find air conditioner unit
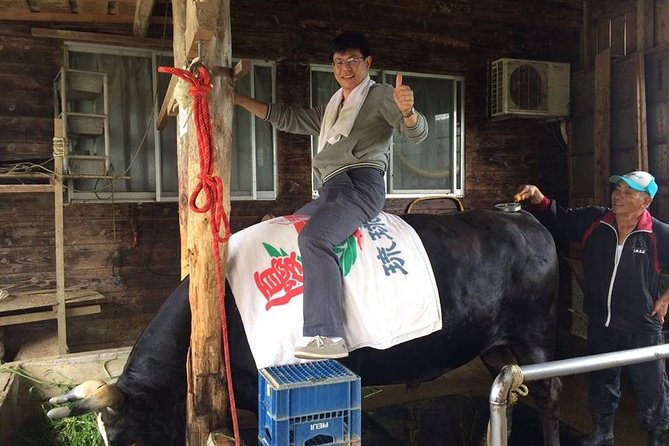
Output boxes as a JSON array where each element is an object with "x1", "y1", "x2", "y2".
[{"x1": 490, "y1": 58, "x2": 570, "y2": 119}]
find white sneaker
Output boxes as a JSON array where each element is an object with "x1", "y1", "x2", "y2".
[{"x1": 294, "y1": 336, "x2": 348, "y2": 359}]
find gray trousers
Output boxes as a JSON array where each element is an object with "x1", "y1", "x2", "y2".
[{"x1": 295, "y1": 167, "x2": 386, "y2": 338}]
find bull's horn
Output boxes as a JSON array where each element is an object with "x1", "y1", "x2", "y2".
[
  {"x1": 49, "y1": 380, "x2": 107, "y2": 404},
  {"x1": 46, "y1": 406, "x2": 72, "y2": 419}
]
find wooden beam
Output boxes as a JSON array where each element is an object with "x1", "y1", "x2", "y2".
[
  {"x1": 133, "y1": 0, "x2": 156, "y2": 37},
  {"x1": 233, "y1": 59, "x2": 252, "y2": 82},
  {"x1": 0, "y1": 184, "x2": 54, "y2": 193},
  {"x1": 171, "y1": 0, "x2": 187, "y2": 69},
  {"x1": 156, "y1": 0, "x2": 188, "y2": 132},
  {"x1": 0, "y1": 289, "x2": 104, "y2": 313},
  {"x1": 594, "y1": 48, "x2": 611, "y2": 206},
  {"x1": 637, "y1": 0, "x2": 646, "y2": 52},
  {"x1": 53, "y1": 152, "x2": 68, "y2": 354},
  {"x1": 3, "y1": 0, "x2": 31, "y2": 12},
  {"x1": 582, "y1": 0, "x2": 590, "y2": 69},
  {"x1": 156, "y1": 76, "x2": 178, "y2": 130},
  {"x1": 172, "y1": 0, "x2": 189, "y2": 279},
  {"x1": 156, "y1": 2, "x2": 228, "y2": 131},
  {"x1": 637, "y1": 0, "x2": 655, "y2": 50},
  {"x1": 31, "y1": 28, "x2": 171, "y2": 50},
  {"x1": 634, "y1": 52, "x2": 648, "y2": 170},
  {"x1": 75, "y1": 0, "x2": 107, "y2": 15},
  {"x1": 34, "y1": 0, "x2": 72, "y2": 14},
  {"x1": 0, "y1": 172, "x2": 52, "y2": 180},
  {"x1": 0, "y1": 305, "x2": 101, "y2": 327},
  {"x1": 3, "y1": 11, "x2": 133, "y2": 22},
  {"x1": 184, "y1": 0, "x2": 219, "y2": 59}
]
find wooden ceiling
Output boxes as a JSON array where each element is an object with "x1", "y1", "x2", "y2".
[{"x1": 0, "y1": 0, "x2": 172, "y2": 37}]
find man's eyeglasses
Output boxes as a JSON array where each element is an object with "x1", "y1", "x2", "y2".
[{"x1": 332, "y1": 56, "x2": 365, "y2": 68}]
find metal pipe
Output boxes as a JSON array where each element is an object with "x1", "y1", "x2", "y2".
[
  {"x1": 489, "y1": 364, "x2": 524, "y2": 446},
  {"x1": 488, "y1": 342, "x2": 669, "y2": 446},
  {"x1": 521, "y1": 343, "x2": 669, "y2": 382}
]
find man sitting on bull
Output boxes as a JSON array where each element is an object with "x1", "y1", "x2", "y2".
[{"x1": 234, "y1": 31, "x2": 428, "y2": 359}]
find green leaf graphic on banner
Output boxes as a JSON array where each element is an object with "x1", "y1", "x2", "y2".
[
  {"x1": 334, "y1": 235, "x2": 357, "y2": 277},
  {"x1": 262, "y1": 242, "x2": 283, "y2": 258}
]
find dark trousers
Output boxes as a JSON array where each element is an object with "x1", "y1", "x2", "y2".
[
  {"x1": 587, "y1": 323, "x2": 669, "y2": 431},
  {"x1": 295, "y1": 167, "x2": 386, "y2": 338}
]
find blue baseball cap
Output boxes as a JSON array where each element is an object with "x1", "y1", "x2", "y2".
[{"x1": 609, "y1": 171, "x2": 658, "y2": 198}]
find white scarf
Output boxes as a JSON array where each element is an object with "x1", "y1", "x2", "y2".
[{"x1": 318, "y1": 76, "x2": 375, "y2": 153}]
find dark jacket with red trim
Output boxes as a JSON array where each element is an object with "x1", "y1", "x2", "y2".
[{"x1": 532, "y1": 198, "x2": 669, "y2": 333}]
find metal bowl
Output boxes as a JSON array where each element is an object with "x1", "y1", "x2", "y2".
[{"x1": 495, "y1": 202, "x2": 521, "y2": 212}]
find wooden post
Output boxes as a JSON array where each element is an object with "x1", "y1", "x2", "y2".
[
  {"x1": 634, "y1": 52, "x2": 649, "y2": 171},
  {"x1": 53, "y1": 124, "x2": 68, "y2": 355},
  {"x1": 634, "y1": 0, "x2": 649, "y2": 171},
  {"x1": 170, "y1": 1, "x2": 234, "y2": 444},
  {"x1": 172, "y1": 0, "x2": 190, "y2": 279},
  {"x1": 637, "y1": 0, "x2": 655, "y2": 52},
  {"x1": 581, "y1": 0, "x2": 590, "y2": 69},
  {"x1": 594, "y1": 48, "x2": 611, "y2": 206}
]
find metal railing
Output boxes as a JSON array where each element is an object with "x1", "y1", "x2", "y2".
[{"x1": 489, "y1": 343, "x2": 669, "y2": 446}]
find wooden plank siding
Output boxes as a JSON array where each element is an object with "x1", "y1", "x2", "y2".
[
  {"x1": 0, "y1": 1, "x2": 584, "y2": 356},
  {"x1": 647, "y1": 50, "x2": 669, "y2": 221},
  {"x1": 573, "y1": 0, "x2": 668, "y2": 217}
]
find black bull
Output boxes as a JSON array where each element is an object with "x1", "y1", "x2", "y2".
[{"x1": 48, "y1": 210, "x2": 561, "y2": 446}]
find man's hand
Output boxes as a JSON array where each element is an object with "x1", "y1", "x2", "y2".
[
  {"x1": 393, "y1": 74, "x2": 414, "y2": 117},
  {"x1": 652, "y1": 290, "x2": 669, "y2": 325},
  {"x1": 514, "y1": 185, "x2": 545, "y2": 205}
]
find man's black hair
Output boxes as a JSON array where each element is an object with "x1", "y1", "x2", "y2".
[{"x1": 327, "y1": 32, "x2": 370, "y2": 61}]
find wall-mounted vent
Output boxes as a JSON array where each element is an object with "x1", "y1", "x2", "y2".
[{"x1": 490, "y1": 58, "x2": 570, "y2": 119}]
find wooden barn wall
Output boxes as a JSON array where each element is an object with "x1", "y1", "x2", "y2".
[
  {"x1": 571, "y1": 0, "x2": 669, "y2": 217},
  {"x1": 229, "y1": 0, "x2": 582, "y2": 226},
  {"x1": 647, "y1": 50, "x2": 669, "y2": 222},
  {"x1": 0, "y1": 0, "x2": 581, "y2": 356}
]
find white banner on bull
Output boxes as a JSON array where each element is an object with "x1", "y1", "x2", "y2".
[{"x1": 226, "y1": 212, "x2": 442, "y2": 369}]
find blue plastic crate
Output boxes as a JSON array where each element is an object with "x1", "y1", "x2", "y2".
[{"x1": 258, "y1": 360, "x2": 361, "y2": 446}]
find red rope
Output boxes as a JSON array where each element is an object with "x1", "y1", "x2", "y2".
[{"x1": 158, "y1": 65, "x2": 239, "y2": 445}]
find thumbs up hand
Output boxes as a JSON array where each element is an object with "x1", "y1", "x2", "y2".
[{"x1": 393, "y1": 74, "x2": 414, "y2": 117}]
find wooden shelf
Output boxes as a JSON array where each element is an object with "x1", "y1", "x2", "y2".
[
  {"x1": 0, "y1": 172, "x2": 55, "y2": 193},
  {"x1": 0, "y1": 289, "x2": 105, "y2": 327},
  {"x1": 63, "y1": 174, "x2": 131, "y2": 180},
  {"x1": 0, "y1": 306, "x2": 101, "y2": 327},
  {"x1": 0, "y1": 184, "x2": 55, "y2": 194},
  {"x1": 0, "y1": 172, "x2": 53, "y2": 180}
]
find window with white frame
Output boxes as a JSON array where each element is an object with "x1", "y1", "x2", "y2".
[
  {"x1": 64, "y1": 43, "x2": 176, "y2": 202},
  {"x1": 231, "y1": 61, "x2": 277, "y2": 200},
  {"x1": 64, "y1": 42, "x2": 276, "y2": 202},
  {"x1": 311, "y1": 67, "x2": 464, "y2": 196}
]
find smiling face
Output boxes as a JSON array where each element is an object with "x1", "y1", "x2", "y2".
[
  {"x1": 332, "y1": 50, "x2": 371, "y2": 98},
  {"x1": 611, "y1": 181, "x2": 652, "y2": 217}
]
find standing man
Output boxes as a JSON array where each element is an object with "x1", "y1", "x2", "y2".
[
  {"x1": 514, "y1": 171, "x2": 669, "y2": 446},
  {"x1": 234, "y1": 32, "x2": 428, "y2": 359}
]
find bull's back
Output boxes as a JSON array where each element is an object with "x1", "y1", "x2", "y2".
[
  {"x1": 401, "y1": 210, "x2": 557, "y2": 314},
  {"x1": 346, "y1": 210, "x2": 558, "y2": 384}
]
